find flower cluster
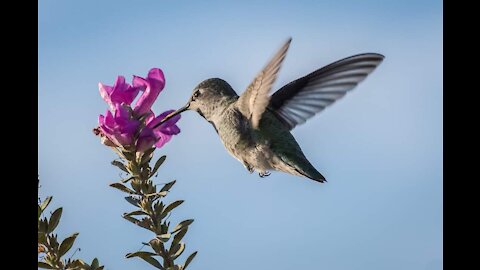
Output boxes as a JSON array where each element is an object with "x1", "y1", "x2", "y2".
[{"x1": 95, "y1": 68, "x2": 180, "y2": 152}]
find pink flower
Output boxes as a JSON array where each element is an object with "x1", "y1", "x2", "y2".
[
  {"x1": 136, "y1": 110, "x2": 181, "y2": 152},
  {"x1": 133, "y1": 68, "x2": 166, "y2": 116},
  {"x1": 96, "y1": 68, "x2": 180, "y2": 152},
  {"x1": 99, "y1": 76, "x2": 141, "y2": 111},
  {"x1": 98, "y1": 104, "x2": 140, "y2": 148}
]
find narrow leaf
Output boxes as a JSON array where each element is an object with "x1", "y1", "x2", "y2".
[
  {"x1": 149, "y1": 238, "x2": 165, "y2": 255},
  {"x1": 110, "y1": 183, "x2": 136, "y2": 194},
  {"x1": 58, "y1": 232, "x2": 79, "y2": 257},
  {"x1": 156, "y1": 233, "x2": 171, "y2": 243},
  {"x1": 126, "y1": 251, "x2": 163, "y2": 269},
  {"x1": 172, "y1": 228, "x2": 188, "y2": 247},
  {"x1": 159, "y1": 180, "x2": 176, "y2": 193},
  {"x1": 123, "y1": 215, "x2": 140, "y2": 225},
  {"x1": 125, "y1": 251, "x2": 157, "y2": 258},
  {"x1": 90, "y1": 258, "x2": 99, "y2": 269},
  {"x1": 38, "y1": 262, "x2": 54, "y2": 269},
  {"x1": 124, "y1": 210, "x2": 148, "y2": 217},
  {"x1": 150, "y1": 155, "x2": 166, "y2": 177},
  {"x1": 146, "y1": 191, "x2": 168, "y2": 198},
  {"x1": 69, "y1": 259, "x2": 88, "y2": 268},
  {"x1": 162, "y1": 200, "x2": 184, "y2": 217},
  {"x1": 125, "y1": 196, "x2": 140, "y2": 207},
  {"x1": 47, "y1": 208, "x2": 63, "y2": 233},
  {"x1": 183, "y1": 251, "x2": 198, "y2": 269},
  {"x1": 171, "y1": 219, "x2": 194, "y2": 234},
  {"x1": 111, "y1": 160, "x2": 129, "y2": 173},
  {"x1": 140, "y1": 148, "x2": 155, "y2": 164},
  {"x1": 40, "y1": 196, "x2": 52, "y2": 211},
  {"x1": 170, "y1": 242, "x2": 185, "y2": 260}
]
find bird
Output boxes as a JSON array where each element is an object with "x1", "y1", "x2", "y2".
[{"x1": 156, "y1": 38, "x2": 384, "y2": 183}]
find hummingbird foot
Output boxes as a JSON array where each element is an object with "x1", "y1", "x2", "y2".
[{"x1": 259, "y1": 171, "x2": 271, "y2": 178}]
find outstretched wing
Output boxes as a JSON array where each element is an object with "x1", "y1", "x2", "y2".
[
  {"x1": 237, "y1": 38, "x2": 292, "y2": 128},
  {"x1": 269, "y1": 53, "x2": 385, "y2": 130}
]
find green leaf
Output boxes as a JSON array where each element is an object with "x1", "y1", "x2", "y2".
[
  {"x1": 140, "y1": 148, "x2": 155, "y2": 164},
  {"x1": 166, "y1": 266, "x2": 181, "y2": 270},
  {"x1": 162, "y1": 200, "x2": 184, "y2": 218},
  {"x1": 47, "y1": 208, "x2": 63, "y2": 233},
  {"x1": 170, "y1": 242, "x2": 185, "y2": 260},
  {"x1": 149, "y1": 238, "x2": 164, "y2": 255},
  {"x1": 38, "y1": 232, "x2": 46, "y2": 244},
  {"x1": 58, "y1": 232, "x2": 79, "y2": 257},
  {"x1": 125, "y1": 196, "x2": 140, "y2": 207},
  {"x1": 38, "y1": 262, "x2": 54, "y2": 269},
  {"x1": 39, "y1": 217, "x2": 48, "y2": 233},
  {"x1": 38, "y1": 205, "x2": 42, "y2": 219},
  {"x1": 110, "y1": 183, "x2": 136, "y2": 194},
  {"x1": 124, "y1": 210, "x2": 148, "y2": 217},
  {"x1": 183, "y1": 251, "x2": 197, "y2": 269},
  {"x1": 90, "y1": 258, "x2": 99, "y2": 269},
  {"x1": 159, "y1": 180, "x2": 176, "y2": 193},
  {"x1": 126, "y1": 251, "x2": 163, "y2": 269},
  {"x1": 111, "y1": 160, "x2": 129, "y2": 173},
  {"x1": 156, "y1": 233, "x2": 171, "y2": 243},
  {"x1": 150, "y1": 155, "x2": 166, "y2": 177},
  {"x1": 126, "y1": 251, "x2": 157, "y2": 258},
  {"x1": 69, "y1": 259, "x2": 88, "y2": 268},
  {"x1": 146, "y1": 191, "x2": 168, "y2": 198},
  {"x1": 123, "y1": 215, "x2": 140, "y2": 225},
  {"x1": 154, "y1": 201, "x2": 164, "y2": 216},
  {"x1": 171, "y1": 219, "x2": 194, "y2": 234},
  {"x1": 40, "y1": 196, "x2": 52, "y2": 211},
  {"x1": 172, "y1": 228, "x2": 188, "y2": 247}
]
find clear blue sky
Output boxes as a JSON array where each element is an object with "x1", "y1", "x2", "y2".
[{"x1": 39, "y1": 1, "x2": 442, "y2": 269}]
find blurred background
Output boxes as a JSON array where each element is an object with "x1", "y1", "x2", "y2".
[{"x1": 38, "y1": 1, "x2": 442, "y2": 269}]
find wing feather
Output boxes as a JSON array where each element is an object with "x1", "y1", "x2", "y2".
[
  {"x1": 237, "y1": 38, "x2": 292, "y2": 128},
  {"x1": 269, "y1": 53, "x2": 384, "y2": 130}
]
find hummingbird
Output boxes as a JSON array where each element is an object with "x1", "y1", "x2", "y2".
[{"x1": 157, "y1": 38, "x2": 384, "y2": 183}]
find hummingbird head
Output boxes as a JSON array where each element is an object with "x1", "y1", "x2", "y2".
[{"x1": 158, "y1": 78, "x2": 238, "y2": 125}]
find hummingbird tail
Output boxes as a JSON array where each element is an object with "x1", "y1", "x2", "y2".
[
  {"x1": 294, "y1": 167, "x2": 326, "y2": 183},
  {"x1": 276, "y1": 153, "x2": 326, "y2": 183}
]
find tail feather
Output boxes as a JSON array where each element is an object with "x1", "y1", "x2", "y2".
[
  {"x1": 294, "y1": 167, "x2": 326, "y2": 183},
  {"x1": 276, "y1": 154, "x2": 326, "y2": 183}
]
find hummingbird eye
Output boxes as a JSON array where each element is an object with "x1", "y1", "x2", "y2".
[{"x1": 192, "y1": 90, "x2": 201, "y2": 99}]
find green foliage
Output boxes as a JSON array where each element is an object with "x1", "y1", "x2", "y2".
[
  {"x1": 110, "y1": 152, "x2": 197, "y2": 269},
  {"x1": 38, "y1": 185, "x2": 104, "y2": 270}
]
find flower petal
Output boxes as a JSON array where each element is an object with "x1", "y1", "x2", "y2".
[
  {"x1": 99, "y1": 83, "x2": 114, "y2": 110},
  {"x1": 147, "y1": 68, "x2": 165, "y2": 84},
  {"x1": 132, "y1": 75, "x2": 148, "y2": 89},
  {"x1": 144, "y1": 110, "x2": 155, "y2": 125},
  {"x1": 133, "y1": 68, "x2": 166, "y2": 115},
  {"x1": 136, "y1": 127, "x2": 157, "y2": 152},
  {"x1": 161, "y1": 124, "x2": 181, "y2": 135},
  {"x1": 154, "y1": 132, "x2": 173, "y2": 148},
  {"x1": 104, "y1": 110, "x2": 115, "y2": 128}
]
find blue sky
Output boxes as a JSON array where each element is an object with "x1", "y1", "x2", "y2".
[{"x1": 39, "y1": 1, "x2": 442, "y2": 269}]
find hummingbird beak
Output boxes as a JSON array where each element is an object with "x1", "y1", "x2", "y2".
[{"x1": 151, "y1": 103, "x2": 190, "y2": 129}]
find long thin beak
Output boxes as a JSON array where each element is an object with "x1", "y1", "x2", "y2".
[{"x1": 151, "y1": 103, "x2": 190, "y2": 129}]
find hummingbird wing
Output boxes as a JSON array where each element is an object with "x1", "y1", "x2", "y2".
[
  {"x1": 268, "y1": 53, "x2": 385, "y2": 130},
  {"x1": 237, "y1": 38, "x2": 292, "y2": 129}
]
